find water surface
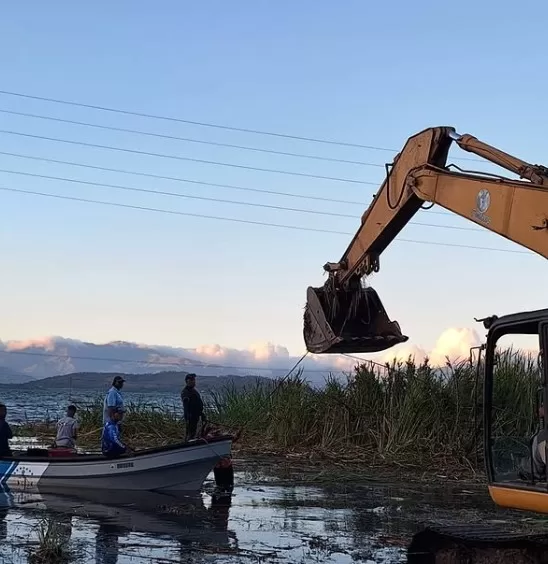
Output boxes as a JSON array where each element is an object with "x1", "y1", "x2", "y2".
[
  {"x1": 0, "y1": 390, "x2": 544, "y2": 563},
  {"x1": 0, "y1": 461, "x2": 542, "y2": 564}
]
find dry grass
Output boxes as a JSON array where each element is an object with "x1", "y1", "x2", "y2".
[{"x1": 20, "y1": 399, "x2": 185, "y2": 451}]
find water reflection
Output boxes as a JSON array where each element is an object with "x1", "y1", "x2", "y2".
[
  {"x1": 0, "y1": 472, "x2": 516, "y2": 564},
  {"x1": 95, "y1": 523, "x2": 123, "y2": 564},
  {"x1": 0, "y1": 485, "x2": 235, "y2": 563}
]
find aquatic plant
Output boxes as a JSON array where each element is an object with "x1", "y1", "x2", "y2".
[
  {"x1": 28, "y1": 515, "x2": 72, "y2": 564},
  {"x1": 209, "y1": 348, "x2": 540, "y2": 472},
  {"x1": 17, "y1": 348, "x2": 540, "y2": 474}
]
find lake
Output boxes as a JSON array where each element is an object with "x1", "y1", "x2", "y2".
[
  {"x1": 0, "y1": 461, "x2": 540, "y2": 564},
  {"x1": 0, "y1": 389, "x2": 541, "y2": 563},
  {"x1": 0, "y1": 387, "x2": 183, "y2": 423}
]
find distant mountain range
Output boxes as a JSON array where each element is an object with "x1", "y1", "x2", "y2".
[
  {"x1": 0, "y1": 366, "x2": 33, "y2": 384},
  {"x1": 2, "y1": 370, "x2": 272, "y2": 393}
]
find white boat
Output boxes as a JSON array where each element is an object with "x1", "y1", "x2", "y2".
[{"x1": 0, "y1": 435, "x2": 233, "y2": 492}]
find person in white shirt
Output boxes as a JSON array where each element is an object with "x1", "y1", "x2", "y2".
[{"x1": 54, "y1": 405, "x2": 79, "y2": 450}]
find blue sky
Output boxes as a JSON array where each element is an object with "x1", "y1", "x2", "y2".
[{"x1": 0, "y1": 0, "x2": 546, "y2": 360}]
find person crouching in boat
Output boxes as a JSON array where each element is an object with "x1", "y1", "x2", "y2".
[
  {"x1": 101, "y1": 409, "x2": 132, "y2": 458},
  {"x1": 0, "y1": 404, "x2": 13, "y2": 458},
  {"x1": 54, "y1": 405, "x2": 79, "y2": 452}
]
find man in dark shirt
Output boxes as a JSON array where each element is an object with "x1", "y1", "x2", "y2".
[
  {"x1": 181, "y1": 373, "x2": 207, "y2": 440},
  {"x1": 0, "y1": 404, "x2": 13, "y2": 458}
]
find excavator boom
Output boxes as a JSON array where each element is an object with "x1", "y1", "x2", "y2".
[{"x1": 304, "y1": 126, "x2": 548, "y2": 355}]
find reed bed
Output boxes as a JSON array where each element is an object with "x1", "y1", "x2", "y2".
[
  {"x1": 209, "y1": 348, "x2": 540, "y2": 472},
  {"x1": 18, "y1": 348, "x2": 540, "y2": 473}
]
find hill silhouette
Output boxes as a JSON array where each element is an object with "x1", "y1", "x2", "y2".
[{"x1": 5, "y1": 370, "x2": 273, "y2": 393}]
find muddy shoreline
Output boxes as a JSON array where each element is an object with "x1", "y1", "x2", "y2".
[{"x1": 233, "y1": 450, "x2": 485, "y2": 487}]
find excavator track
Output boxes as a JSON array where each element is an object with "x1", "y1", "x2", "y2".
[{"x1": 407, "y1": 524, "x2": 548, "y2": 563}]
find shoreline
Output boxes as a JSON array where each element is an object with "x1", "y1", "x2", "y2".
[
  {"x1": 231, "y1": 448, "x2": 485, "y2": 487},
  {"x1": 15, "y1": 418, "x2": 486, "y2": 487}
]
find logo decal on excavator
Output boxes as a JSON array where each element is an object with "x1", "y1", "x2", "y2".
[{"x1": 472, "y1": 189, "x2": 491, "y2": 224}]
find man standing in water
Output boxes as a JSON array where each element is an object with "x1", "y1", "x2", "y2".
[
  {"x1": 103, "y1": 375, "x2": 125, "y2": 425},
  {"x1": 181, "y1": 373, "x2": 207, "y2": 440}
]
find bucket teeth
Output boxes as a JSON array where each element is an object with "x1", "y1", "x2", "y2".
[{"x1": 303, "y1": 285, "x2": 408, "y2": 354}]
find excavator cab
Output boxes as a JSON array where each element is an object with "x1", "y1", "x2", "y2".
[
  {"x1": 303, "y1": 281, "x2": 409, "y2": 354},
  {"x1": 483, "y1": 308, "x2": 548, "y2": 513}
]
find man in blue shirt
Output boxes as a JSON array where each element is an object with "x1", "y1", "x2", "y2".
[
  {"x1": 103, "y1": 375, "x2": 125, "y2": 425},
  {"x1": 101, "y1": 409, "x2": 130, "y2": 458}
]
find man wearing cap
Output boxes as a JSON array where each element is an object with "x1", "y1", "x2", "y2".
[{"x1": 103, "y1": 375, "x2": 125, "y2": 425}]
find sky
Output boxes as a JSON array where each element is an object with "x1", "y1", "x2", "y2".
[{"x1": 0, "y1": 0, "x2": 546, "y2": 369}]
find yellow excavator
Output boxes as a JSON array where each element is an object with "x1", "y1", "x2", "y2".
[{"x1": 303, "y1": 126, "x2": 548, "y2": 561}]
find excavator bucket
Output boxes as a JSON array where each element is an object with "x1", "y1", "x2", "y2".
[{"x1": 303, "y1": 284, "x2": 408, "y2": 355}]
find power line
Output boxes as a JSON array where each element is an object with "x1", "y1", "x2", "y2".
[
  {"x1": 0, "y1": 129, "x2": 374, "y2": 185},
  {"x1": 0, "y1": 149, "x2": 370, "y2": 206},
  {"x1": 0, "y1": 150, "x2": 457, "y2": 220},
  {"x1": 0, "y1": 149, "x2": 452, "y2": 217},
  {"x1": 0, "y1": 168, "x2": 359, "y2": 220},
  {"x1": 0, "y1": 89, "x2": 481, "y2": 162},
  {"x1": 0, "y1": 348, "x2": 345, "y2": 374},
  {"x1": 0, "y1": 184, "x2": 531, "y2": 254},
  {"x1": 0, "y1": 108, "x2": 384, "y2": 168},
  {"x1": 0, "y1": 167, "x2": 484, "y2": 232},
  {"x1": 341, "y1": 353, "x2": 388, "y2": 370}
]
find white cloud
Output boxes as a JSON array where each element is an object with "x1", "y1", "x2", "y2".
[
  {"x1": 4, "y1": 337, "x2": 58, "y2": 352},
  {"x1": 0, "y1": 326, "x2": 540, "y2": 382},
  {"x1": 379, "y1": 326, "x2": 539, "y2": 366},
  {"x1": 379, "y1": 327, "x2": 481, "y2": 365},
  {"x1": 193, "y1": 342, "x2": 291, "y2": 365},
  {"x1": 429, "y1": 327, "x2": 482, "y2": 365}
]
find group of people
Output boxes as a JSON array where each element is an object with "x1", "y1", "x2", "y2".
[{"x1": 0, "y1": 372, "x2": 207, "y2": 458}]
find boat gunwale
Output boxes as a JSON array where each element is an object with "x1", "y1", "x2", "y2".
[{"x1": 2, "y1": 435, "x2": 233, "y2": 464}]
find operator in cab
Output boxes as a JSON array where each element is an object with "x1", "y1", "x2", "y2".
[
  {"x1": 519, "y1": 403, "x2": 547, "y2": 481},
  {"x1": 101, "y1": 408, "x2": 130, "y2": 458}
]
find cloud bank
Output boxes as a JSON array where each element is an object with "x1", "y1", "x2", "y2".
[{"x1": 1, "y1": 324, "x2": 538, "y2": 382}]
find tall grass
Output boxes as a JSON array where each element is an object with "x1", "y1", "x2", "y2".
[
  {"x1": 211, "y1": 348, "x2": 541, "y2": 470},
  {"x1": 21, "y1": 397, "x2": 185, "y2": 450},
  {"x1": 20, "y1": 348, "x2": 541, "y2": 472}
]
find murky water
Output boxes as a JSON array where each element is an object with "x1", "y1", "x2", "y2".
[
  {"x1": 0, "y1": 458, "x2": 541, "y2": 564},
  {"x1": 0, "y1": 390, "x2": 545, "y2": 562}
]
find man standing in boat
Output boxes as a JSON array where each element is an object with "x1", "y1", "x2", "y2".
[
  {"x1": 0, "y1": 404, "x2": 13, "y2": 458},
  {"x1": 181, "y1": 373, "x2": 207, "y2": 440},
  {"x1": 103, "y1": 375, "x2": 125, "y2": 425}
]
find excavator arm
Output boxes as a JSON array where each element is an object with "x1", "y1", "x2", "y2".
[{"x1": 304, "y1": 126, "x2": 548, "y2": 355}]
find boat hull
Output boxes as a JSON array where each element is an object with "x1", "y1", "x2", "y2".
[{"x1": 0, "y1": 437, "x2": 232, "y2": 492}]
